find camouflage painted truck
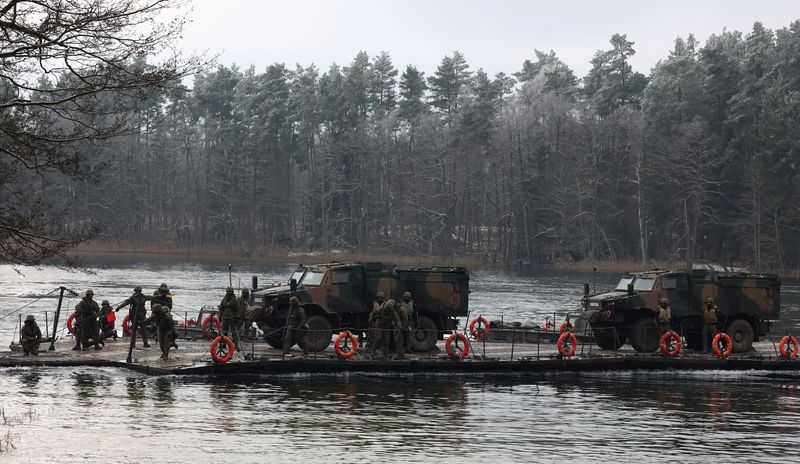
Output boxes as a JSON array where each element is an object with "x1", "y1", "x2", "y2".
[
  {"x1": 248, "y1": 262, "x2": 469, "y2": 352},
  {"x1": 580, "y1": 269, "x2": 780, "y2": 353}
]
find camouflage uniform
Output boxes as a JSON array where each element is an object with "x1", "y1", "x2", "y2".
[
  {"x1": 238, "y1": 288, "x2": 251, "y2": 334},
  {"x1": 656, "y1": 298, "x2": 672, "y2": 334},
  {"x1": 116, "y1": 287, "x2": 152, "y2": 347},
  {"x1": 219, "y1": 287, "x2": 242, "y2": 349},
  {"x1": 703, "y1": 298, "x2": 719, "y2": 352},
  {"x1": 367, "y1": 292, "x2": 386, "y2": 353},
  {"x1": 99, "y1": 300, "x2": 117, "y2": 340},
  {"x1": 151, "y1": 284, "x2": 177, "y2": 348},
  {"x1": 20, "y1": 315, "x2": 42, "y2": 355},
  {"x1": 396, "y1": 292, "x2": 415, "y2": 357},
  {"x1": 283, "y1": 296, "x2": 308, "y2": 355},
  {"x1": 369, "y1": 299, "x2": 402, "y2": 357},
  {"x1": 143, "y1": 304, "x2": 176, "y2": 360},
  {"x1": 76, "y1": 289, "x2": 102, "y2": 350}
]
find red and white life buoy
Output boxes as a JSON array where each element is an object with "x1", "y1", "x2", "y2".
[
  {"x1": 210, "y1": 335, "x2": 235, "y2": 364},
  {"x1": 66, "y1": 312, "x2": 78, "y2": 334},
  {"x1": 334, "y1": 331, "x2": 358, "y2": 359},
  {"x1": 469, "y1": 317, "x2": 490, "y2": 340},
  {"x1": 659, "y1": 331, "x2": 682, "y2": 357},
  {"x1": 713, "y1": 332, "x2": 733, "y2": 359},
  {"x1": 445, "y1": 333, "x2": 470, "y2": 360},
  {"x1": 122, "y1": 314, "x2": 131, "y2": 336},
  {"x1": 201, "y1": 315, "x2": 221, "y2": 340},
  {"x1": 559, "y1": 321, "x2": 574, "y2": 334},
  {"x1": 779, "y1": 335, "x2": 799, "y2": 360},
  {"x1": 557, "y1": 332, "x2": 577, "y2": 357}
]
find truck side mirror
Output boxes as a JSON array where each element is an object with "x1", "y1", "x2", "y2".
[
  {"x1": 252, "y1": 276, "x2": 258, "y2": 290},
  {"x1": 290, "y1": 278, "x2": 298, "y2": 293},
  {"x1": 583, "y1": 283, "x2": 590, "y2": 296},
  {"x1": 627, "y1": 283, "x2": 634, "y2": 295}
]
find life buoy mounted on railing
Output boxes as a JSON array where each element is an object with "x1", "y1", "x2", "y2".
[
  {"x1": 659, "y1": 331, "x2": 682, "y2": 357},
  {"x1": 559, "y1": 321, "x2": 574, "y2": 334},
  {"x1": 469, "y1": 317, "x2": 489, "y2": 340},
  {"x1": 210, "y1": 335, "x2": 235, "y2": 364},
  {"x1": 779, "y1": 335, "x2": 799, "y2": 360},
  {"x1": 66, "y1": 312, "x2": 78, "y2": 334},
  {"x1": 557, "y1": 332, "x2": 577, "y2": 357},
  {"x1": 713, "y1": 332, "x2": 733, "y2": 359},
  {"x1": 201, "y1": 315, "x2": 221, "y2": 340},
  {"x1": 334, "y1": 331, "x2": 358, "y2": 359},
  {"x1": 445, "y1": 333, "x2": 470, "y2": 360},
  {"x1": 122, "y1": 315, "x2": 132, "y2": 336}
]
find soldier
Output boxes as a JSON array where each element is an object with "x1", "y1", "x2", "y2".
[
  {"x1": 76, "y1": 289, "x2": 102, "y2": 350},
  {"x1": 143, "y1": 304, "x2": 176, "y2": 360},
  {"x1": 99, "y1": 300, "x2": 117, "y2": 341},
  {"x1": 218, "y1": 286, "x2": 242, "y2": 350},
  {"x1": 151, "y1": 283, "x2": 173, "y2": 311},
  {"x1": 394, "y1": 298, "x2": 411, "y2": 359},
  {"x1": 703, "y1": 297, "x2": 719, "y2": 352},
  {"x1": 116, "y1": 286, "x2": 152, "y2": 348},
  {"x1": 238, "y1": 288, "x2": 251, "y2": 334},
  {"x1": 398, "y1": 291, "x2": 415, "y2": 354},
  {"x1": 369, "y1": 299, "x2": 402, "y2": 358},
  {"x1": 655, "y1": 298, "x2": 672, "y2": 335},
  {"x1": 365, "y1": 291, "x2": 387, "y2": 351},
  {"x1": 283, "y1": 296, "x2": 308, "y2": 356},
  {"x1": 20, "y1": 315, "x2": 42, "y2": 356}
]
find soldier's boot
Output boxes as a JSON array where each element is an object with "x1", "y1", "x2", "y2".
[
  {"x1": 94, "y1": 342, "x2": 102, "y2": 350},
  {"x1": 72, "y1": 342, "x2": 81, "y2": 351},
  {"x1": 112, "y1": 330, "x2": 118, "y2": 340}
]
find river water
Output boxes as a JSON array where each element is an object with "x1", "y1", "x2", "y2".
[{"x1": 1, "y1": 259, "x2": 799, "y2": 462}]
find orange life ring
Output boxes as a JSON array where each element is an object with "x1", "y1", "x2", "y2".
[
  {"x1": 334, "y1": 331, "x2": 358, "y2": 359},
  {"x1": 66, "y1": 312, "x2": 78, "y2": 334},
  {"x1": 122, "y1": 315, "x2": 131, "y2": 336},
  {"x1": 210, "y1": 335, "x2": 235, "y2": 364},
  {"x1": 557, "y1": 332, "x2": 577, "y2": 357},
  {"x1": 713, "y1": 332, "x2": 733, "y2": 358},
  {"x1": 469, "y1": 317, "x2": 490, "y2": 339},
  {"x1": 559, "y1": 321, "x2": 574, "y2": 334},
  {"x1": 779, "y1": 335, "x2": 799, "y2": 360},
  {"x1": 201, "y1": 315, "x2": 221, "y2": 340},
  {"x1": 445, "y1": 333, "x2": 470, "y2": 360},
  {"x1": 659, "y1": 331, "x2": 682, "y2": 357}
]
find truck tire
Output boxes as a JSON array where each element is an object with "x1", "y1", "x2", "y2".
[
  {"x1": 629, "y1": 318, "x2": 659, "y2": 353},
  {"x1": 302, "y1": 315, "x2": 333, "y2": 352},
  {"x1": 594, "y1": 326, "x2": 627, "y2": 350},
  {"x1": 727, "y1": 319, "x2": 755, "y2": 352},
  {"x1": 411, "y1": 316, "x2": 438, "y2": 352},
  {"x1": 259, "y1": 322, "x2": 284, "y2": 349}
]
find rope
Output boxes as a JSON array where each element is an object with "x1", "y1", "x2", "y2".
[{"x1": 0, "y1": 288, "x2": 60, "y2": 322}]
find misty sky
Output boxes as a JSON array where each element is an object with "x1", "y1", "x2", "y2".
[{"x1": 177, "y1": 0, "x2": 799, "y2": 78}]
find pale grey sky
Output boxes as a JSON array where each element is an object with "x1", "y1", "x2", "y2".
[{"x1": 177, "y1": 0, "x2": 800, "y2": 78}]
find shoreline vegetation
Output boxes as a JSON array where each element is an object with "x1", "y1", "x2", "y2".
[{"x1": 72, "y1": 242, "x2": 695, "y2": 274}]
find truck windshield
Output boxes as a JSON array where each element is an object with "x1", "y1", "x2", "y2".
[
  {"x1": 633, "y1": 278, "x2": 655, "y2": 291},
  {"x1": 290, "y1": 269, "x2": 305, "y2": 284},
  {"x1": 615, "y1": 277, "x2": 634, "y2": 291},
  {"x1": 299, "y1": 270, "x2": 325, "y2": 286}
]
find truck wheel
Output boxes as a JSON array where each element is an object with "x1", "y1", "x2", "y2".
[
  {"x1": 411, "y1": 316, "x2": 438, "y2": 352},
  {"x1": 595, "y1": 328, "x2": 627, "y2": 350},
  {"x1": 629, "y1": 318, "x2": 659, "y2": 353},
  {"x1": 727, "y1": 319, "x2": 754, "y2": 352},
  {"x1": 259, "y1": 323, "x2": 284, "y2": 349},
  {"x1": 302, "y1": 315, "x2": 332, "y2": 352}
]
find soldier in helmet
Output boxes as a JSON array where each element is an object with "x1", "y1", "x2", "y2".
[
  {"x1": 283, "y1": 296, "x2": 308, "y2": 356},
  {"x1": 20, "y1": 315, "x2": 42, "y2": 356},
  {"x1": 143, "y1": 304, "x2": 176, "y2": 360},
  {"x1": 99, "y1": 300, "x2": 117, "y2": 341},
  {"x1": 218, "y1": 286, "x2": 242, "y2": 350},
  {"x1": 655, "y1": 298, "x2": 672, "y2": 335},
  {"x1": 115, "y1": 286, "x2": 152, "y2": 348},
  {"x1": 75, "y1": 289, "x2": 102, "y2": 350},
  {"x1": 366, "y1": 291, "x2": 387, "y2": 353},
  {"x1": 151, "y1": 283, "x2": 178, "y2": 348},
  {"x1": 398, "y1": 291, "x2": 415, "y2": 354},
  {"x1": 238, "y1": 288, "x2": 251, "y2": 335},
  {"x1": 369, "y1": 298, "x2": 402, "y2": 358},
  {"x1": 702, "y1": 297, "x2": 719, "y2": 352}
]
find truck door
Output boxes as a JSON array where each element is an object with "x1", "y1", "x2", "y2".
[
  {"x1": 663, "y1": 273, "x2": 690, "y2": 317},
  {"x1": 327, "y1": 267, "x2": 367, "y2": 314}
]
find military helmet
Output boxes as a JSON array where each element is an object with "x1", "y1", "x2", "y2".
[
  {"x1": 153, "y1": 303, "x2": 163, "y2": 311},
  {"x1": 85, "y1": 289, "x2": 94, "y2": 296},
  {"x1": 376, "y1": 291, "x2": 385, "y2": 299},
  {"x1": 101, "y1": 300, "x2": 110, "y2": 306},
  {"x1": 660, "y1": 298, "x2": 668, "y2": 304},
  {"x1": 226, "y1": 286, "x2": 234, "y2": 293},
  {"x1": 384, "y1": 299, "x2": 395, "y2": 309},
  {"x1": 134, "y1": 286, "x2": 142, "y2": 293},
  {"x1": 241, "y1": 288, "x2": 250, "y2": 294},
  {"x1": 289, "y1": 296, "x2": 299, "y2": 304},
  {"x1": 25, "y1": 314, "x2": 35, "y2": 322},
  {"x1": 159, "y1": 283, "x2": 169, "y2": 293},
  {"x1": 403, "y1": 291, "x2": 411, "y2": 298}
]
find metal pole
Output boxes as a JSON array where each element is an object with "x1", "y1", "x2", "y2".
[
  {"x1": 184, "y1": 311, "x2": 188, "y2": 339},
  {"x1": 18, "y1": 313, "x2": 22, "y2": 342},
  {"x1": 49, "y1": 287, "x2": 66, "y2": 351},
  {"x1": 126, "y1": 298, "x2": 141, "y2": 363},
  {"x1": 536, "y1": 328, "x2": 540, "y2": 360},
  {"x1": 228, "y1": 264, "x2": 233, "y2": 287},
  {"x1": 510, "y1": 328, "x2": 516, "y2": 361},
  {"x1": 482, "y1": 314, "x2": 486, "y2": 361},
  {"x1": 44, "y1": 311, "x2": 50, "y2": 340}
]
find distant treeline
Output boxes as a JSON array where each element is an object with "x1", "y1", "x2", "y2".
[{"x1": 61, "y1": 21, "x2": 800, "y2": 270}]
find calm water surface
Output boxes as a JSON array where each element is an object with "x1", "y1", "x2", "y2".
[{"x1": 1, "y1": 260, "x2": 799, "y2": 462}]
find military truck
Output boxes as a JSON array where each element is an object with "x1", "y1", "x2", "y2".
[
  {"x1": 580, "y1": 269, "x2": 780, "y2": 353},
  {"x1": 249, "y1": 262, "x2": 469, "y2": 352}
]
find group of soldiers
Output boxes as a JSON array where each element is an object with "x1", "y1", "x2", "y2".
[{"x1": 654, "y1": 296, "x2": 721, "y2": 351}]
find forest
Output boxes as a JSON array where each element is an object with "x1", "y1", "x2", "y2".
[{"x1": 59, "y1": 20, "x2": 800, "y2": 270}]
